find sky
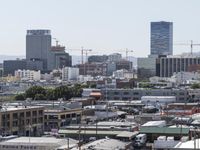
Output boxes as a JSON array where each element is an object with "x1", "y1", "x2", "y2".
[{"x1": 0, "y1": 0, "x2": 200, "y2": 57}]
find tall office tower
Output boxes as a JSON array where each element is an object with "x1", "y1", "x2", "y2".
[
  {"x1": 151, "y1": 21, "x2": 173, "y2": 56},
  {"x1": 26, "y1": 30, "x2": 52, "y2": 71}
]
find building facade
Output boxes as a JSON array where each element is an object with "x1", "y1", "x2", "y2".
[
  {"x1": 151, "y1": 21, "x2": 173, "y2": 55},
  {"x1": 102, "y1": 88, "x2": 188, "y2": 102},
  {"x1": 88, "y1": 55, "x2": 108, "y2": 63},
  {"x1": 137, "y1": 57, "x2": 156, "y2": 79},
  {"x1": 15, "y1": 69, "x2": 41, "y2": 81},
  {"x1": 26, "y1": 30, "x2": 52, "y2": 71},
  {"x1": 3, "y1": 59, "x2": 27, "y2": 76},
  {"x1": 116, "y1": 60, "x2": 132, "y2": 71},
  {"x1": 76, "y1": 63, "x2": 107, "y2": 76},
  {"x1": 157, "y1": 56, "x2": 200, "y2": 77},
  {"x1": 62, "y1": 67, "x2": 79, "y2": 81},
  {"x1": 0, "y1": 106, "x2": 44, "y2": 136},
  {"x1": 51, "y1": 45, "x2": 72, "y2": 69},
  {"x1": 113, "y1": 69, "x2": 134, "y2": 79},
  {"x1": 44, "y1": 108, "x2": 82, "y2": 131},
  {"x1": 108, "y1": 53, "x2": 122, "y2": 62}
]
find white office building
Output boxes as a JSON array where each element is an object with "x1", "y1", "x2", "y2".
[
  {"x1": 15, "y1": 69, "x2": 41, "y2": 81},
  {"x1": 62, "y1": 67, "x2": 79, "y2": 81},
  {"x1": 113, "y1": 69, "x2": 134, "y2": 79}
]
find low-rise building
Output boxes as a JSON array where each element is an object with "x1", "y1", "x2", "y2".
[
  {"x1": 102, "y1": 88, "x2": 188, "y2": 102},
  {"x1": 141, "y1": 96, "x2": 176, "y2": 105},
  {"x1": 113, "y1": 69, "x2": 134, "y2": 79},
  {"x1": 44, "y1": 108, "x2": 82, "y2": 131},
  {"x1": 15, "y1": 69, "x2": 41, "y2": 81},
  {"x1": 0, "y1": 137, "x2": 78, "y2": 150},
  {"x1": 71, "y1": 138, "x2": 132, "y2": 150},
  {"x1": 0, "y1": 105, "x2": 44, "y2": 136}
]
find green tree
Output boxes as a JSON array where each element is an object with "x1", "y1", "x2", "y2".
[
  {"x1": 14, "y1": 93, "x2": 26, "y2": 100},
  {"x1": 54, "y1": 85, "x2": 72, "y2": 100},
  {"x1": 72, "y1": 85, "x2": 83, "y2": 97},
  {"x1": 46, "y1": 88, "x2": 55, "y2": 100},
  {"x1": 191, "y1": 83, "x2": 200, "y2": 89},
  {"x1": 139, "y1": 82, "x2": 152, "y2": 88},
  {"x1": 34, "y1": 94, "x2": 46, "y2": 100},
  {"x1": 25, "y1": 86, "x2": 46, "y2": 100},
  {"x1": 90, "y1": 83, "x2": 97, "y2": 88}
]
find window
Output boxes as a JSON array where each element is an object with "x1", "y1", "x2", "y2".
[
  {"x1": 38, "y1": 117, "x2": 43, "y2": 123},
  {"x1": 49, "y1": 115, "x2": 58, "y2": 120},
  {"x1": 20, "y1": 112, "x2": 24, "y2": 117},
  {"x1": 13, "y1": 121, "x2": 18, "y2": 127},
  {"x1": 133, "y1": 92, "x2": 139, "y2": 95},
  {"x1": 26, "y1": 119, "x2": 30, "y2": 124},
  {"x1": 13, "y1": 113, "x2": 18, "y2": 119},
  {"x1": 66, "y1": 114, "x2": 71, "y2": 118},
  {"x1": 61, "y1": 115, "x2": 65, "y2": 119},
  {"x1": 72, "y1": 113, "x2": 76, "y2": 118},
  {"x1": 114, "y1": 97, "x2": 120, "y2": 100},
  {"x1": 32, "y1": 111, "x2": 37, "y2": 117},
  {"x1": 114, "y1": 92, "x2": 119, "y2": 95},
  {"x1": 26, "y1": 112, "x2": 31, "y2": 117},
  {"x1": 32, "y1": 118, "x2": 37, "y2": 124},
  {"x1": 123, "y1": 92, "x2": 129, "y2": 95},
  {"x1": 39, "y1": 110, "x2": 43, "y2": 115}
]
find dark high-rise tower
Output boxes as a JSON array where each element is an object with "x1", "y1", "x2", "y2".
[
  {"x1": 26, "y1": 30, "x2": 52, "y2": 71},
  {"x1": 151, "y1": 21, "x2": 173, "y2": 56}
]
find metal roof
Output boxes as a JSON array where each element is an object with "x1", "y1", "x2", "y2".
[
  {"x1": 116, "y1": 131, "x2": 138, "y2": 138},
  {"x1": 59, "y1": 129, "x2": 122, "y2": 136},
  {"x1": 140, "y1": 127, "x2": 190, "y2": 135}
]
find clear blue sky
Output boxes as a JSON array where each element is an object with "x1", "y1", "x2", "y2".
[{"x1": 0, "y1": 0, "x2": 200, "y2": 57}]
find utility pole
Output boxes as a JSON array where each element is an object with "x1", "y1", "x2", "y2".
[
  {"x1": 78, "y1": 124, "x2": 82, "y2": 150},
  {"x1": 105, "y1": 79, "x2": 108, "y2": 120},
  {"x1": 96, "y1": 120, "x2": 98, "y2": 140}
]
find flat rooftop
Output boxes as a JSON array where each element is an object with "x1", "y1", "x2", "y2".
[
  {"x1": 0, "y1": 106, "x2": 43, "y2": 112},
  {"x1": 72, "y1": 138, "x2": 130, "y2": 150},
  {"x1": 0, "y1": 137, "x2": 78, "y2": 146}
]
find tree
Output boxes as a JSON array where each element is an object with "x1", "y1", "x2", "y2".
[
  {"x1": 14, "y1": 93, "x2": 25, "y2": 100},
  {"x1": 34, "y1": 94, "x2": 46, "y2": 100},
  {"x1": 25, "y1": 86, "x2": 46, "y2": 100},
  {"x1": 191, "y1": 83, "x2": 200, "y2": 89},
  {"x1": 54, "y1": 85, "x2": 72, "y2": 100},
  {"x1": 72, "y1": 87, "x2": 82, "y2": 97},
  {"x1": 46, "y1": 88, "x2": 55, "y2": 100},
  {"x1": 90, "y1": 83, "x2": 97, "y2": 88},
  {"x1": 139, "y1": 82, "x2": 152, "y2": 88}
]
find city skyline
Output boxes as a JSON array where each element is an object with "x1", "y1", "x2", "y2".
[{"x1": 0, "y1": 0, "x2": 200, "y2": 57}]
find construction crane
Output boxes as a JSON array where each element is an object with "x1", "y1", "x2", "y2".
[
  {"x1": 52, "y1": 38, "x2": 59, "y2": 46},
  {"x1": 125, "y1": 48, "x2": 133, "y2": 60},
  {"x1": 67, "y1": 47, "x2": 92, "y2": 64},
  {"x1": 175, "y1": 40, "x2": 200, "y2": 55},
  {"x1": 117, "y1": 48, "x2": 133, "y2": 60}
]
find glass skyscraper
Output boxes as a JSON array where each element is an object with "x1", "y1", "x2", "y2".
[{"x1": 151, "y1": 21, "x2": 173, "y2": 56}]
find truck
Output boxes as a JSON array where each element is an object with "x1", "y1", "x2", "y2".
[{"x1": 134, "y1": 134, "x2": 147, "y2": 147}]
